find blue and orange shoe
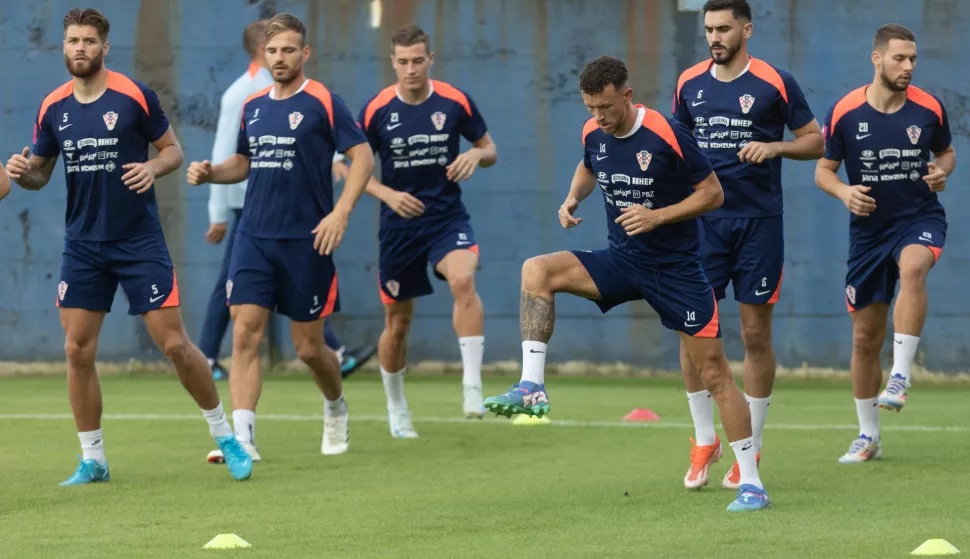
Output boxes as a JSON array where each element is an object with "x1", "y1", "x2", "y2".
[
  {"x1": 878, "y1": 374, "x2": 910, "y2": 411},
  {"x1": 484, "y1": 381, "x2": 550, "y2": 418},
  {"x1": 59, "y1": 456, "x2": 110, "y2": 486},
  {"x1": 216, "y1": 435, "x2": 253, "y2": 481},
  {"x1": 726, "y1": 484, "x2": 771, "y2": 512}
]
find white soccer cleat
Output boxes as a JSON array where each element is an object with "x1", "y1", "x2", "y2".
[
  {"x1": 463, "y1": 384, "x2": 486, "y2": 419},
  {"x1": 322, "y1": 412, "x2": 350, "y2": 455},
  {"x1": 207, "y1": 440, "x2": 261, "y2": 463},
  {"x1": 838, "y1": 435, "x2": 881, "y2": 464},
  {"x1": 388, "y1": 408, "x2": 419, "y2": 438},
  {"x1": 878, "y1": 374, "x2": 910, "y2": 411}
]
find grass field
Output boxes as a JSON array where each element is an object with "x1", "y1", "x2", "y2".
[{"x1": 1, "y1": 373, "x2": 967, "y2": 558}]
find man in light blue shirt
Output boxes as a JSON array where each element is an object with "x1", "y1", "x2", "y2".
[{"x1": 199, "y1": 20, "x2": 374, "y2": 380}]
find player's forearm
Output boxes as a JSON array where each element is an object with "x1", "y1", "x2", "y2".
[
  {"x1": 146, "y1": 145, "x2": 184, "y2": 179},
  {"x1": 471, "y1": 144, "x2": 497, "y2": 169},
  {"x1": 774, "y1": 131, "x2": 825, "y2": 161},
  {"x1": 814, "y1": 166, "x2": 851, "y2": 201},
  {"x1": 365, "y1": 176, "x2": 397, "y2": 203},
  {"x1": 13, "y1": 168, "x2": 51, "y2": 191},
  {"x1": 934, "y1": 149, "x2": 956, "y2": 176},
  {"x1": 0, "y1": 172, "x2": 10, "y2": 201},
  {"x1": 567, "y1": 162, "x2": 596, "y2": 203},
  {"x1": 660, "y1": 182, "x2": 723, "y2": 224},
  {"x1": 333, "y1": 149, "x2": 375, "y2": 215},
  {"x1": 209, "y1": 155, "x2": 251, "y2": 184}
]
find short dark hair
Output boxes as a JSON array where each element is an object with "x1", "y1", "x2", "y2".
[
  {"x1": 63, "y1": 8, "x2": 110, "y2": 42},
  {"x1": 391, "y1": 24, "x2": 430, "y2": 54},
  {"x1": 243, "y1": 20, "x2": 268, "y2": 58},
  {"x1": 873, "y1": 23, "x2": 916, "y2": 51},
  {"x1": 579, "y1": 56, "x2": 628, "y2": 95},
  {"x1": 266, "y1": 13, "x2": 306, "y2": 46},
  {"x1": 702, "y1": 0, "x2": 752, "y2": 22}
]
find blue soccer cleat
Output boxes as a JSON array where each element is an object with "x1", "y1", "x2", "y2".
[
  {"x1": 216, "y1": 435, "x2": 253, "y2": 481},
  {"x1": 727, "y1": 483, "x2": 771, "y2": 512},
  {"x1": 341, "y1": 345, "x2": 376, "y2": 379},
  {"x1": 59, "y1": 456, "x2": 110, "y2": 486},
  {"x1": 484, "y1": 381, "x2": 550, "y2": 418}
]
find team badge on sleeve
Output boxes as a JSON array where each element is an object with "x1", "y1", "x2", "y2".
[
  {"x1": 906, "y1": 125, "x2": 921, "y2": 145},
  {"x1": 289, "y1": 112, "x2": 304, "y2": 130},
  {"x1": 431, "y1": 111, "x2": 447, "y2": 131},
  {"x1": 103, "y1": 111, "x2": 118, "y2": 131},
  {"x1": 739, "y1": 94, "x2": 755, "y2": 114},
  {"x1": 636, "y1": 150, "x2": 652, "y2": 171}
]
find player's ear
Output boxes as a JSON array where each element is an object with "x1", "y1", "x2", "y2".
[
  {"x1": 623, "y1": 86, "x2": 634, "y2": 104},
  {"x1": 102, "y1": 40, "x2": 110, "y2": 56},
  {"x1": 427, "y1": 51, "x2": 435, "y2": 68},
  {"x1": 742, "y1": 22, "x2": 752, "y2": 40},
  {"x1": 870, "y1": 49, "x2": 880, "y2": 68}
]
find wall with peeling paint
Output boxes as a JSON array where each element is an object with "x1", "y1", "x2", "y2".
[{"x1": 0, "y1": 0, "x2": 967, "y2": 372}]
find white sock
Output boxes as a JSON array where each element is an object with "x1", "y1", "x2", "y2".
[
  {"x1": 729, "y1": 436, "x2": 763, "y2": 489},
  {"x1": 381, "y1": 367, "x2": 408, "y2": 411},
  {"x1": 324, "y1": 393, "x2": 348, "y2": 417},
  {"x1": 890, "y1": 333, "x2": 919, "y2": 384},
  {"x1": 686, "y1": 390, "x2": 716, "y2": 446},
  {"x1": 207, "y1": 358, "x2": 215, "y2": 368},
  {"x1": 855, "y1": 397, "x2": 879, "y2": 440},
  {"x1": 521, "y1": 341, "x2": 547, "y2": 385},
  {"x1": 78, "y1": 429, "x2": 106, "y2": 465},
  {"x1": 459, "y1": 336, "x2": 485, "y2": 386},
  {"x1": 745, "y1": 394, "x2": 771, "y2": 453},
  {"x1": 232, "y1": 409, "x2": 256, "y2": 443},
  {"x1": 202, "y1": 403, "x2": 234, "y2": 439},
  {"x1": 335, "y1": 346, "x2": 346, "y2": 363}
]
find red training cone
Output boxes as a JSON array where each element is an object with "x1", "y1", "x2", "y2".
[{"x1": 623, "y1": 408, "x2": 660, "y2": 422}]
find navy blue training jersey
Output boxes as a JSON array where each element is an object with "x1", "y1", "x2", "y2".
[
  {"x1": 358, "y1": 80, "x2": 488, "y2": 229},
  {"x1": 673, "y1": 57, "x2": 815, "y2": 218},
  {"x1": 823, "y1": 85, "x2": 952, "y2": 242},
  {"x1": 582, "y1": 105, "x2": 714, "y2": 264},
  {"x1": 33, "y1": 70, "x2": 170, "y2": 241},
  {"x1": 236, "y1": 79, "x2": 367, "y2": 239}
]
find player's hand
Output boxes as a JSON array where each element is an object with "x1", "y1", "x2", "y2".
[
  {"x1": 385, "y1": 190, "x2": 425, "y2": 219},
  {"x1": 738, "y1": 141, "x2": 778, "y2": 164},
  {"x1": 558, "y1": 197, "x2": 583, "y2": 229},
  {"x1": 332, "y1": 159, "x2": 350, "y2": 182},
  {"x1": 445, "y1": 148, "x2": 483, "y2": 182},
  {"x1": 6, "y1": 147, "x2": 32, "y2": 179},
  {"x1": 312, "y1": 209, "x2": 350, "y2": 255},
  {"x1": 615, "y1": 204, "x2": 666, "y2": 236},
  {"x1": 206, "y1": 222, "x2": 228, "y2": 244},
  {"x1": 923, "y1": 162, "x2": 946, "y2": 192},
  {"x1": 187, "y1": 160, "x2": 212, "y2": 186},
  {"x1": 840, "y1": 185, "x2": 877, "y2": 217},
  {"x1": 122, "y1": 162, "x2": 156, "y2": 194}
]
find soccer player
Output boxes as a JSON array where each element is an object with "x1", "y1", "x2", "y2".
[
  {"x1": 815, "y1": 24, "x2": 955, "y2": 463},
  {"x1": 198, "y1": 20, "x2": 374, "y2": 382},
  {"x1": 484, "y1": 56, "x2": 769, "y2": 512},
  {"x1": 187, "y1": 13, "x2": 374, "y2": 458},
  {"x1": 672, "y1": 0, "x2": 824, "y2": 489},
  {"x1": 357, "y1": 24, "x2": 497, "y2": 436},
  {"x1": 3, "y1": 8, "x2": 252, "y2": 484}
]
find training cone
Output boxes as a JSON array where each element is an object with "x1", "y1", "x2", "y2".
[
  {"x1": 512, "y1": 414, "x2": 551, "y2": 425},
  {"x1": 203, "y1": 534, "x2": 252, "y2": 549},
  {"x1": 623, "y1": 408, "x2": 660, "y2": 422},
  {"x1": 912, "y1": 539, "x2": 960, "y2": 556}
]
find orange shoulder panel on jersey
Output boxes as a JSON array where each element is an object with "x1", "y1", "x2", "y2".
[
  {"x1": 363, "y1": 85, "x2": 397, "y2": 131},
  {"x1": 829, "y1": 86, "x2": 868, "y2": 137},
  {"x1": 747, "y1": 58, "x2": 788, "y2": 103},
  {"x1": 304, "y1": 80, "x2": 335, "y2": 127},
  {"x1": 431, "y1": 80, "x2": 472, "y2": 116},
  {"x1": 906, "y1": 86, "x2": 943, "y2": 125},
  {"x1": 675, "y1": 59, "x2": 712, "y2": 101},
  {"x1": 581, "y1": 118, "x2": 598, "y2": 146},
  {"x1": 247, "y1": 62, "x2": 260, "y2": 79},
  {"x1": 106, "y1": 71, "x2": 149, "y2": 115},
  {"x1": 244, "y1": 85, "x2": 273, "y2": 107},
  {"x1": 37, "y1": 81, "x2": 74, "y2": 125},
  {"x1": 640, "y1": 108, "x2": 684, "y2": 159}
]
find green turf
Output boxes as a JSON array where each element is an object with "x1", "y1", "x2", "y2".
[{"x1": 0, "y1": 375, "x2": 966, "y2": 558}]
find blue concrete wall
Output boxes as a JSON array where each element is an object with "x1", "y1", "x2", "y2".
[{"x1": 0, "y1": 0, "x2": 967, "y2": 371}]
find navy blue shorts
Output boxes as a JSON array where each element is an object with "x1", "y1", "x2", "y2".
[
  {"x1": 58, "y1": 230, "x2": 179, "y2": 315},
  {"x1": 378, "y1": 218, "x2": 478, "y2": 304},
  {"x1": 227, "y1": 231, "x2": 340, "y2": 322},
  {"x1": 845, "y1": 216, "x2": 946, "y2": 312},
  {"x1": 698, "y1": 216, "x2": 784, "y2": 304},
  {"x1": 571, "y1": 248, "x2": 720, "y2": 337}
]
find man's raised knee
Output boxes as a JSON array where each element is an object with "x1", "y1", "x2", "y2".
[{"x1": 448, "y1": 272, "x2": 476, "y2": 301}]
